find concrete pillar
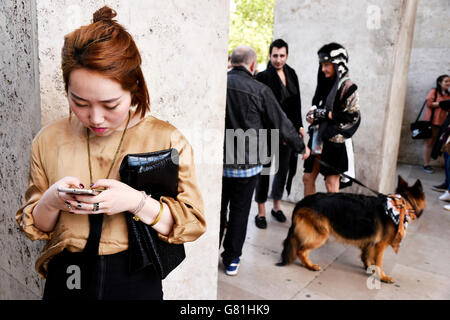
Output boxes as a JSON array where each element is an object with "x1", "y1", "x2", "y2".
[
  {"x1": 0, "y1": 0, "x2": 42, "y2": 299},
  {"x1": 273, "y1": 0, "x2": 417, "y2": 198},
  {"x1": 398, "y1": 0, "x2": 450, "y2": 166}
]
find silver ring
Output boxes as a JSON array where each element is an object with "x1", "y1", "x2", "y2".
[{"x1": 93, "y1": 203, "x2": 100, "y2": 212}]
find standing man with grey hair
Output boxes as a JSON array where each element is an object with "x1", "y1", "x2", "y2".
[{"x1": 219, "y1": 45, "x2": 309, "y2": 276}]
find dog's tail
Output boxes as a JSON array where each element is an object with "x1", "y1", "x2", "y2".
[{"x1": 276, "y1": 212, "x2": 301, "y2": 267}]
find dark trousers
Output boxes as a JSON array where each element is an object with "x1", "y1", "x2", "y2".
[
  {"x1": 254, "y1": 142, "x2": 292, "y2": 203},
  {"x1": 220, "y1": 175, "x2": 258, "y2": 266},
  {"x1": 43, "y1": 250, "x2": 163, "y2": 300}
]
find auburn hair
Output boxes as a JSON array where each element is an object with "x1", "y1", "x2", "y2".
[{"x1": 61, "y1": 6, "x2": 150, "y2": 118}]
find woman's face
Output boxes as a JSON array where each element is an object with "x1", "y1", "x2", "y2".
[
  {"x1": 440, "y1": 77, "x2": 450, "y2": 91},
  {"x1": 68, "y1": 68, "x2": 132, "y2": 136},
  {"x1": 321, "y1": 62, "x2": 336, "y2": 79}
]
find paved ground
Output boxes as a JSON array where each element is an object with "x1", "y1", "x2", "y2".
[{"x1": 217, "y1": 164, "x2": 450, "y2": 300}]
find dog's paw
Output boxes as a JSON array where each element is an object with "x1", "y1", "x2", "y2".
[
  {"x1": 307, "y1": 264, "x2": 321, "y2": 271},
  {"x1": 380, "y1": 275, "x2": 394, "y2": 283}
]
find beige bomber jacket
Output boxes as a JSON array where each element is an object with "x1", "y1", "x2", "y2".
[{"x1": 16, "y1": 114, "x2": 206, "y2": 278}]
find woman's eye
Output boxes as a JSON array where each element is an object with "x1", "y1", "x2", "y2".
[
  {"x1": 105, "y1": 104, "x2": 119, "y2": 110},
  {"x1": 74, "y1": 101, "x2": 88, "y2": 107}
]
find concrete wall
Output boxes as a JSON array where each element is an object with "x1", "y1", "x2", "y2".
[
  {"x1": 0, "y1": 0, "x2": 43, "y2": 299},
  {"x1": 272, "y1": 0, "x2": 417, "y2": 200},
  {"x1": 1, "y1": 0, "x2": 229, "y2": 299},
  {"x1": 398, "y1": 0, "x2": 450, "y2": 166}
]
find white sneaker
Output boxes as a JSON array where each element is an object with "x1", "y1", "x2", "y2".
[
  {"x1": 439, "y1": 191, "x2": 450, "y2": 202},
  {"x1": 444, "y1": 204, "x2": 450, "y2": 211}
]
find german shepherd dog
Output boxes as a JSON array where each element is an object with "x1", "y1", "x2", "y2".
[{"x1": 277, "y1": 176, "x2": 425, "y2": 283}]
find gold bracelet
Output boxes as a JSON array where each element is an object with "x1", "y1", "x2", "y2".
[{"x1": 150, "y1": 201, "x2": 164, "y2": 227}]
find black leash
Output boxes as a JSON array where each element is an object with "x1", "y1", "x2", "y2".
[{"x1": 314, "y1": 157, "x2": 384, "y2": 197}]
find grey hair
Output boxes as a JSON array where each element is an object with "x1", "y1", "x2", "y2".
[{"x1": 231, "y1": 46, "x2": 257, "y2": 67}]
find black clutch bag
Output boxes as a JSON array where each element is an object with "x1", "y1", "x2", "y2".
[{"x1": 119, "y1": 148, "x2": 186, "y2": 279}]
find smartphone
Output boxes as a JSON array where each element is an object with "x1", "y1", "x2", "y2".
[{"x1": 57, "y1": 186, "x2": 101, "y2": 196}]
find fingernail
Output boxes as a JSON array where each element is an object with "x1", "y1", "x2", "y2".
[
  {"x1": 79, "y1": 184, "x2": 85, "y2": 188},
  {"x1": 90, "y1": 184, "x2": 94, "y2": 188}
]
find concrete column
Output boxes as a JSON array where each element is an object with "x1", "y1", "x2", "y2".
[
  {"x1": 0, "y1": 0, "x2": 42, "y2": 299},
  {"x1": 273, "y1": 0, "x2": 417, "y2": 198},
  {"x1": 398, "y1": 0, "x2": 450, "y2": 166}
]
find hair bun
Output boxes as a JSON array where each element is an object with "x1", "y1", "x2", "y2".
[{"x1": 93, "y1": 6, "x2": 117, "y2": 23}]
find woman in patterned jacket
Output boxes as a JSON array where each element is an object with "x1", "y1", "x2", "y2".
[{"x1": 303, "y1": 42, "x2": 361, "y2": 196}]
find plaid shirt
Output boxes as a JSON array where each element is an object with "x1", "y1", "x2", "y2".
[{"x1": 223, "y1": 165, "x2": 263, "y2": 178}]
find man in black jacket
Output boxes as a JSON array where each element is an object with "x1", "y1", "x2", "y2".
[
  {"x1": 219, "y1": 45, "x2": 308, "y2": 276},
  {"x1": 254, "y1": 39, "x2": 305, "y2": 229}
]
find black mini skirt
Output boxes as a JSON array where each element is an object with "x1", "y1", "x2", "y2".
[{"x1": 304, "y1": 139, "x2": 348, "y2": 177}]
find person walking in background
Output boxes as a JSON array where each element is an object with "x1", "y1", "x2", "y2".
[
  {"x1": 423, "y1": 74, "x2": 450, "y2": 174},
  {"x1": 302, "y1": 42, "x2": 361, "y2": 196},
  {"x1": 254, "y1": 39, "x2": 306, "y2": 229},
  {"x1": 220, "y1": 45, "x2": 308, "y2": 276}
]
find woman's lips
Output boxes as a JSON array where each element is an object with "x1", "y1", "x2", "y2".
[{"x1": 91, "y1": 127, "x2": 107, "y2": 133}]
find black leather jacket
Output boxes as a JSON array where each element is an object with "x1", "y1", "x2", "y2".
[{"x1": 224, "y1": 66, "x2": 305, "y2": 169}]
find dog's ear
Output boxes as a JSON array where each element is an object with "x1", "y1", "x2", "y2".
[
  {"x1": 397, "y1": 175, "x2": 408, "y2": 191},
  {"x1": 412, "y1": 179, "x2": 423, "y2": 192}
]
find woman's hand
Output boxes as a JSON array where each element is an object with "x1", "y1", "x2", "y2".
[
  {"x1": 40, "y1": 176, "x2": 85, "y2": 212},
  {"x1": 32, "y1": 176, "x2": 85, "y2": 232},
  {"x1": 65, "y1": 179, "x2": 141, "y2": 215}
]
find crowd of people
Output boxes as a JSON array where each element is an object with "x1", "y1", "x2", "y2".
[
  {"x1": 219, "y1": 40, "x2": 361, "y2": 276},
  {"x1": 219, "y1": 40, "x2": 449, "y2": 277}
]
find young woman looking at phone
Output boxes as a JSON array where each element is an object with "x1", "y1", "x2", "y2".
[{"x1": 16, "y1": 6, "x2": 205, "y2": 300}]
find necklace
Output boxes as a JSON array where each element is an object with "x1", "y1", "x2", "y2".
[{"x1": 86, "y1": 111, "x2": 131, "y2": 185}]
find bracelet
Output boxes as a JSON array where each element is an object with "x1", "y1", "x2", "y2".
[
  {"x1": 132, "y1": 191, "x2": 147, "y2": 221},
  {"x1": 150, "y1": 201, "x2": 164, "y2": 227}
]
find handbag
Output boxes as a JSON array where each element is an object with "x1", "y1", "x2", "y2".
[
  {"x1": 410, "y1": 100, "x2": 434, "y2": 140},
  {"x1": 119, "y1": 148, "x2": 186, "y2": 279}
]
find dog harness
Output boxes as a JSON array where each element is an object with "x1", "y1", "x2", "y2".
[{"x1": 385, "y1": 194, "x2": 417, "y2": 253}]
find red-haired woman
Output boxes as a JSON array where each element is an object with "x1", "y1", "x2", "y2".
[{"x1": 16, "y1": 6, "x2": 206, "y2": 300}]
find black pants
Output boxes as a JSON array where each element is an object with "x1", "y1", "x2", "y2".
[
  {"x1": 219, "y1": 175, "x2": 258, "y2": 266},
  {"x1": 43, "y1": 249, "x2": 163, "y2": 300},
  {"x1": 255, "y1": 142, "x2": 292, "y2": 203}
]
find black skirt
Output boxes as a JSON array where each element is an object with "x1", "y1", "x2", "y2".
[
  {"x1": 304, "y1": 139, "x2": 348, "y2": 177},
  {"x1": 43, "y1": 249, "x2": 163, "y2": 300}
]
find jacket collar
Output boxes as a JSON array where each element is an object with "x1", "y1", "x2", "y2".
[
  {"x1": 266, "y1": 62, "x2": 293, "y2": 75},
  {"x1": 229, "y1": 65, "x2": 254, "y2": 78}
]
